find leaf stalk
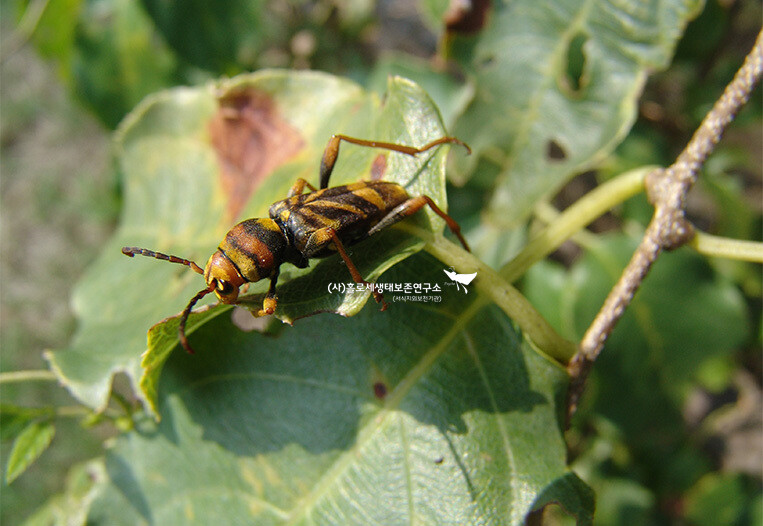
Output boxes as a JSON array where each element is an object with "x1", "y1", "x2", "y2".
[
  {"x1": 689, "y1": 231, "x2": 763, "y2": 263},
  {"x1": 0, "y1": 370, "x2": 58, "y2": 384},
  {"x1": 425, "y1": 236, "x2": 577, "y2": 363},
  {"x1": 500, "y1": 166, "x2": 652, "y2": 283}
]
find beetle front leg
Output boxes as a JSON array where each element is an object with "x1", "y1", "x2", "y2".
[{"x1": 253, "y1": 271, "x2": 280, "y2": 317}]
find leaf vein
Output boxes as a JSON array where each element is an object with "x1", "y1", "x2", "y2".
[{"x1": 283, "y1": 300, "x2": 484, "y2": 523}]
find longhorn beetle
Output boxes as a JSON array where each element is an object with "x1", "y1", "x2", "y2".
[{"x1": 123, "y1": 134, "x2": 471, "y2": 353}]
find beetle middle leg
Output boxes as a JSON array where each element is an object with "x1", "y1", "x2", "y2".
[
  {"x1": 319, "y1": 134, "x2": 470, "y2": 189},
  {"x1": 287, "y1": 178, "x2": 318, "y2": 197},
  {"x1": 367, "y1": 195, "x2": 471, "y2": 252},
  {"x1": 306, "y1": 226, "x2": 388, "y2": 310}
]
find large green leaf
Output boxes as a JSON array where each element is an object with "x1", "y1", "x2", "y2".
[
  {"x1": 446, "y1": 0, "x2": 703, "y2": 226},
  {"x1": 85, "y1": 253, "x2": 592, "y2": 525},
  {"x1": 46, "y1": 70, "x2": 465, "y2": 413},
  {"x1": 46, "y1": 69, "x2": 593, "y2": 523}
]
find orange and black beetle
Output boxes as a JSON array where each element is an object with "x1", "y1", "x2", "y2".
[{"x1": 123, "y1": 134, "x2": 470, "y2": 353}]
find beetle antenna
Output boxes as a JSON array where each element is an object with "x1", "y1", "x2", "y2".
[
  {"x1": 122, "y1": 247, "x2": 204, "y2": 275},
  {"x1": 178, "y1": 285, "x2": 215, "y2": 354}
]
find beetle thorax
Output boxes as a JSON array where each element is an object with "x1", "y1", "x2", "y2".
[{"x1": 216, "y1": 218, "x2": 287, "y2": 284}]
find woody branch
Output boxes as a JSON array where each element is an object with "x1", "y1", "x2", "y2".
[{"x1": 566, "y1": 30, "x2": 763, "y2": 421}]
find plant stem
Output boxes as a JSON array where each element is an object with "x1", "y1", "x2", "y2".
[
  {"x1": 54, "y1": 405, "x2": 96, "y2": 418},
  {"x1": 500, "y1": 167, "x2": 651, "y2": 283},
  {"x1": 0, "y1": 370, "x2": 57, "y2": 384},
  {"x1": 410, "y1": 167, "x2": 651, "y2": 363},
  {"x1": 689, "y1": 231, "x2": 763, "y2": 262},
  {"x1": 425, "y1": 235, "x2": 577, "y2": 363}
]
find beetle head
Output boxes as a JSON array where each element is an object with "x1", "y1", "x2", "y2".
[{"x1": 203, "y1": 250, "x2": 246, "y2": 304}]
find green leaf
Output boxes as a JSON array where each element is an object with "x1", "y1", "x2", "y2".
[
  {"x1": 139, "y1": 0, "x2": 270, "y2": 72},
  {"x1": 85, "y1": 253, "x2": 591, "y2": 525},
  {"x1": 684, "y1": 473, "x2": 756, "y2": 526},
  {"x1": 367, "y1": 54, "x2": 474, "y2": 130},
  {"x1": 47, "y1": 70, "x2": 465, "y2": 413},
  {"x1": 447, "y1": 0, "x2": 703, "y2": 225},
  {"x1": 584, "y1": 477, "x2": 655, "y2": 525},
  {"x1": 417, "y1": 0, "x2": 453, "y2": 31},
  {"x1": 22, "y1": 0, "x2": 82, "y2": 68},
  {"x1": 5, "y1": 420, "x2": 55, "y2": 484},
  {"x1": 0, "y1": 404, "x2": 53, "y2": 442},
  {"x1": 71, "y1": 0, "x2": 180, "y2": 128}
]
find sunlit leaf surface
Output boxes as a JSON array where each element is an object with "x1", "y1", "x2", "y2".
[{"x1": 89, "y1": 254, "x2": 592, "y2": 525}]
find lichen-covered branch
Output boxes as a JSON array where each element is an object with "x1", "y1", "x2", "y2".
[{"x1": 567, "y1": 30, "x2": 763, "y2": 422}]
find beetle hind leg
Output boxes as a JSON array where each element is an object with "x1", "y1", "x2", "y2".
[
  {"x1": 368, "y1": 196, "x2": 470, "y2": 251},
  {"x1": 319, "y1": 134, "x2": 470, "y2": 189}
]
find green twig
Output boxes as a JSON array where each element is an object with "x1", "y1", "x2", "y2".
[
  {"x1": 500, "y1": 167, "x2": 652, "y2": 283},
  {"x1": 425, "y1": 235, "x2": 576, "y2": 363},
  {"x1": 689, "y1": 231, "x2": 763, "y2": 262},
  {"x1": 0, "y1": 370, "x2": 58, "y2": 384},
  {"x1": 53, "y1": 405, "x2": 97, "y2": 418}
]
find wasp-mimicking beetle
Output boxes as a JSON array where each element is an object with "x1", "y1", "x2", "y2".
[{"x1": 123, "y1": 134, "x2": 471, "y2": 353}]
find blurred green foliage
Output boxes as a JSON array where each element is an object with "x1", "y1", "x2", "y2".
[{"x1": 2, "y1": 0, "x2": 760, "y2": 524}]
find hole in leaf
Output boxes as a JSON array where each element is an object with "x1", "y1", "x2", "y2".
[
  {"x1": 231, "y1": 306, "x2": 270, "y2": 333},
  {"x1": 563, "y1": 32, "x2": 588, "y2": 93},
  {"x1": 546, "y1": 139, "x2": 567, "y2": 161},
  {"x1": 535, "y1": 503, "x2": 579, "y2": 524},
  {"x1": 444, "y1": 0, "x2": 491, "y2": 34},
  {"x1": 373, "y1": 382, "x2": 387, "y2": 399}
]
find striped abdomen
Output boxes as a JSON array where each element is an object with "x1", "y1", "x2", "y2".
[{"x1": 270, "y1": 181, "x2": 410, "y2": 258}]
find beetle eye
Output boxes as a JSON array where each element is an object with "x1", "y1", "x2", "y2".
[{"x1": 216, "y1": 280, "x2": 234, "y2": 295}]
